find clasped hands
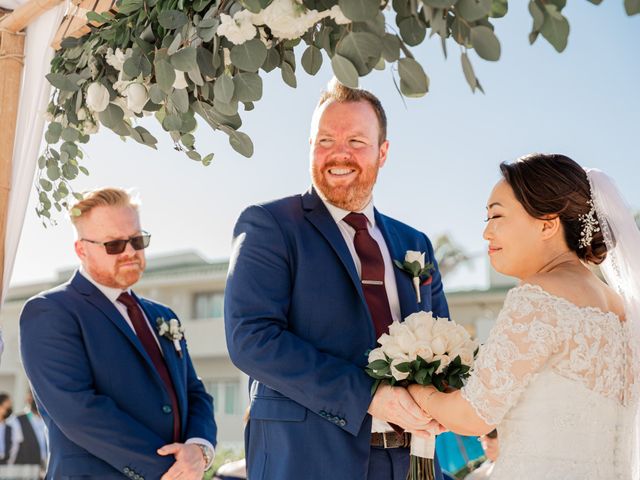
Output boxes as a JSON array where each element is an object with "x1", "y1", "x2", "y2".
[
  {"x1": 368, "y1": 383, "x2": 447, "y2": 439},
  {"x1": 158, "y1": 443, "x2": 207, "y2": 480}
]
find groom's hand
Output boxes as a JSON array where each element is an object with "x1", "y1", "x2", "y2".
[
  {"x1": 368, "y1": 383, "x2": 433, "y2": 432},
  {"x1": 158, "y1": 443, "x2": 206, "y2": 480}
]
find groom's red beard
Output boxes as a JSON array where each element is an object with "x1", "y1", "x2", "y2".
[{"x1": 311, "y1": 159, "x2": 381, "y2": 211}]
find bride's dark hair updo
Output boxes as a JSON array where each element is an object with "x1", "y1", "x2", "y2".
[{"x1": 499, "y1": 153, "x2": 608, "y2": 265}]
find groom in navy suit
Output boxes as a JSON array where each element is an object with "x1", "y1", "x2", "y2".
[
  {"x1": 20, "y1": 188, "x2": 216, "y2": 479},
  {"x1": 225, "y1": 81, "x2": 450, "y2": 480}
]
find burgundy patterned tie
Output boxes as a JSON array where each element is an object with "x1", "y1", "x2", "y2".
[
  {"x1": 343, "y1": 213, "x2": 394, "y2": 340},
  {"x1": 117, "y1": 292, "x2": 181, "y2": 441}
]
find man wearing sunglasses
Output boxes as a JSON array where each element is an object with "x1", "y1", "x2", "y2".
[{"x1": 20, "y1": 187, "x2": 217, "y2": 480}]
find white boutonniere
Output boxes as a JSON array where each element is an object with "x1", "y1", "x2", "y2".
[
  {"x1": 156, "y1": 318, "x2": 185, "y2": 358},
  {"x1": 393, "y1": 250, "x2": 435, "y2": 303}
]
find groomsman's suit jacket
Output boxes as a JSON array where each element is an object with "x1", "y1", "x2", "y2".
[
  {"x1": 225, "y1": 188, "x2": 450, "y2": 480},
  {"x1": 20, "y1": 271, "x2": 217, "y2": 479}
]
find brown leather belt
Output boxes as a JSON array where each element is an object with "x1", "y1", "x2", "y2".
[{"x1": 370, "y1": 431, "x2": 411, "y2": 449}]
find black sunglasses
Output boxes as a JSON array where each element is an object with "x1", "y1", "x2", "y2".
[{"x1": 81, "y1": 232, "x2": 151, "y2": 255}]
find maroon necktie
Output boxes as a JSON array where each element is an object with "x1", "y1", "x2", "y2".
[
  {"x1": 343, "y1": 213, "x2": 394, "y2": 340},
  {"x1": 117, "y1": 292, "x2": 181, "y2": 442}
]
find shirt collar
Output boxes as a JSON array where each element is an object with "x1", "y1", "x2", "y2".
[
  {"x1": 79, "y1": 266, "x2": 131, "y2": 304},
  {"x1": 321, "y1": 197, "x2": 376, "y2": 228}
]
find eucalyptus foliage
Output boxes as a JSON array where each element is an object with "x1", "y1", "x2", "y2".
[{"x1": 37, "y1": 0, "x2": 639, "y2": 221}]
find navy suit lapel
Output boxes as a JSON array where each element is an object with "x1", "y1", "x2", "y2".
[
  {"x1": 375, "y1": 212, "x2": 419, "y2": 319},
  {"x1": 71, "y1": 272, "x2": 157, "y2": 367},
  {"x1": 302, "y1": 188, "x2": 367, "y2": 307}
]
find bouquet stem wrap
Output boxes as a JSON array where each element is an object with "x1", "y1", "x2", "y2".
[{"x1": 408, "y1": 436, "x2": 436, "y2": 480}]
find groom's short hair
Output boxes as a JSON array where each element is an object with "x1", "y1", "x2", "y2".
[
  {"x1": 314, "y1": 79, "x2": 387, "y2": 145},
  {"x1": 69, "y1": 187, "x2": 140, "y2": 226}
]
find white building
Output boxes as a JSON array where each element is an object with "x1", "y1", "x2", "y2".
[{"x1": 0, "y1": 251, "x2": 515, "y2": 448}]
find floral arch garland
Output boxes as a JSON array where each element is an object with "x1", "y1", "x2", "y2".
[{"x1": 36, "y1": 0, "x2": 638, "y2": 221}]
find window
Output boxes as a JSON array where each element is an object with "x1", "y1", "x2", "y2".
[
  {"x1": 203, "y1": 379, "x2": 241, "y2": 415},
  {"x1": 193, "y1": 291, "x2": 224, "y2": 320}
]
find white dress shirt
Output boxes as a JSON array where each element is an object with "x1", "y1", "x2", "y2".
[
  {"x1": 78, "y1": 268, "x2": 215, "y2": 465},
  {"x1": 320, "y1": 198, "x2": 399, "y2": 433}
]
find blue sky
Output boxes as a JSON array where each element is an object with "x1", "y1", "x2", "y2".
[{"x1": 10, "y1": 1, "x2": 640, "y2": 291}]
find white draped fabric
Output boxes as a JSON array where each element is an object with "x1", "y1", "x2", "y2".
[{"x1": 1, "y1": 0, "x2": 67, "y2": 307}]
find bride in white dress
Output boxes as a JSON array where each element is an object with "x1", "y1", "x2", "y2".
[{"x1": 408, "y1": 153, "x2": 640, "y2": 479}]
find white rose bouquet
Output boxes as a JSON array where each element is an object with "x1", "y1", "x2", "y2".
[{"x1": 366, "y1": 311, "x2": 478, "y2": 480}]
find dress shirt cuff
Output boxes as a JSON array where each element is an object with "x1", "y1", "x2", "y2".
[{"x1": 186, "y1": 438, "x2": 215, "y2": 470}]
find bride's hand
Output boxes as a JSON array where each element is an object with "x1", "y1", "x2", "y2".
[{"x1": 408, "y1": 384, "x2": 438, "y2": 412}]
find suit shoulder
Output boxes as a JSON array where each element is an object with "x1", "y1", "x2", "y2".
[
  {"x1": 23, "y1": 280, "x2": 75, "y2": 309},
  {"x1": 378, "y1": 213, "x2": 433, "y2": 243},
  {"x1": 248, "y1": 194, "x2": 302, "y2": 217}
]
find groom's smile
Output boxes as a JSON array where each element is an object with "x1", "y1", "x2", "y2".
[{"x1": 310, "y1": 99, "x2": 389, "y2": 211}]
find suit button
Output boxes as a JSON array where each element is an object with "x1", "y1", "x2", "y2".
[
  {"x1": 162, "y1": 405, "x2": 173, "y2": 414},
  {"x1": 319, "y1": 410, "x2": 327, "y2": 417},
  {"x1": 124, "y1": 467, "x2": 131, "y2": 474},
  {"x1": 339, "y1": 419, "x2": 347, "y2": 427}
]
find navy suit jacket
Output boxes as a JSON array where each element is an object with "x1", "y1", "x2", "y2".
[
  {"x1": 20, "y1": 271, "x2": 216, "y2": 479},
  {"x1": 224, "y1": 188, "x2": 450, "y2": 480}
]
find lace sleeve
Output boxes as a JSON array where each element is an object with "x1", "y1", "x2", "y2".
[{"x1": 461, "y1": 285, "x2": 565, "y2": 425}]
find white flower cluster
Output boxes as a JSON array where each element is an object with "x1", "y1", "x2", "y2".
[
  {"x1": 368, "y1": 311, "x2": 478, "y2": 381},
  {"x1": 218, "y1": 0, "x2": 351, "y2": 46},
  {"x1": 158, "y1": 318, "x2": 185, "y2": 340},
  {"x1": 83, "y1": 47, "x2": 172, "y2": 126}
]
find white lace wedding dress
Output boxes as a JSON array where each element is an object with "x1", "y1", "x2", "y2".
[{"x1": 461, "y1": 283, "x2": 636, "y2": 479}]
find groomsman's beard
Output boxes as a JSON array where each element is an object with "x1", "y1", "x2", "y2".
[
  {"x1": 311, "y1": 160, "x2": 381, "y2": 212},
  {"x1": 85, "y1": 254, "x2": 145, "y2": 289}
]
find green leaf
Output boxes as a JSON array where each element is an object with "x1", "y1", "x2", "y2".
[
  {"x1": 98, "y1": 104, "x2": 125, "y2": 129},
  {"x1": 170, "y1": 88, "x2": 190, "y2": 113},
  {"x1": 46, "y1": 165, "x2": 61, "y2": 181},
  {"x1": 456, "y1": 0, "x2": 492, "y2": 22},
  {"x1": 214, "y1": 98, "x2": 239, "y2": 116},
  {"x1": 45, "y1": 122, "x2": 63, "y2": 144},
  {"x1": 234, "y1": 73, "x2": 263, "y2": 102},
  {"x1": 86, "y1": 11, "x2": 110, "y2": 23},
  {"x1": 528, "y1": 0, "x2": 544, "y2": 32},
  {"x1": 39, "y1": 178, "x2": 53, "y2": 192},
  {"x1": 626, "y1": 0, "x2": 640, "y2": 15},
  {"x1": 470, "y1": 25, "x2": 501, "y2": 61},
  {"x1": 134, "y1": 126, "x2": 158, "y2": 147},
  {"x1": 223, "y1": 127, "x2": 254, "y2": 157},
  {"x1": 262, "y1": 48, "x2": 281, "y2": 72},
  {"x1": 460, "y1": 52, "x2": 478, "y2": 92},
  {"x1": 398, "y1": 57, "x2": 429, "y2": 98},
  {"x1": 330, "y1": 54, "x2": 359, "y2": 88},
  {"x1": 149, "y1": 84, "x2": 167, "y2": 104},
  {"x1": 163, "y1": 113, "x2": 183, "y2": 131},
  {"x1": 381, "y1": 34, "x2": 401, "y2": 62},
  {"x1": 202, "y1": 153, "x2": 214, "y2": 166},
  {"x1": 422, "y1": 0, "x2": 457, "y2": 7},
  {"x1": 301, "y1": 46, "x2": 323, "y2": 75},
  {"x1": 158, "y1": 10, "x2": 189, "y2": 29},
  {"x1": 60, "y1": 141, "x2": 79, "y2": 158},
  {"x1": 187, "y1": 150, "x2": 201, "y2": 161},
  {"x1": 398, "y1": 16, "x2": 426, "y2": 47},
  {"x1": 181, "y1": 133, "x2": 195, "y2": 148},
  {"x1": 540, "y1": 12, "x2": 570, "y2": 52},
  {"x1": 124, "y1": 50, "x2": 152, "y2": 77},
  {"x1": 214, "y1": 74, "x2": 235, "y2": 103},
  {"x1": 155, "y1": 58, "x2": 176, "y2": 93},
  {"x1": 336, "y1": 32, "x2": 382, "y2": 75},
  {"x1": 170, "y1": 47, "x2": 198, "y2": 72},
  {"x1": 338, "y1": 0, "x2": 379, "y2": 22},
  {"x1": 231, "y1": 39, "x2": 268, "y2": 72},
  {"x1": 281, "y1": 61, "x2": 297, "y2": 88},
  {"x1": 196, "y1": 46, "x2": 216, "y2": 78},
  {"x1": 46, "y1": 73, "x2": 80, "y2": 92},
  {"x1": 61, "y1": 127, "x2": 80, "y2": 142},
  {"x1": 490, "y1": 0, "x2": 508, "y2": 17}
]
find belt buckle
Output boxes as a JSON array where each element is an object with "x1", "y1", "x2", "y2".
[{"x1": 383, "y1": 432, "x2": 388, "y2": 449}]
